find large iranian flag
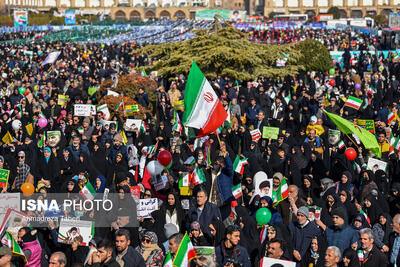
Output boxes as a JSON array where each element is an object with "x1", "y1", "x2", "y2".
[
  {"x1": 183, "y1": 61, "x2": 228, "y2": 137},
  {"x1": 172, "y1": 233, "x2": 196, "y2": 267}
]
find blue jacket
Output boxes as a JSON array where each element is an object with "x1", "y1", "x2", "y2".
[
  {"x1": 217, "y1": 155, "x2": 234, "y2": 204},
  {"x1": 187, "y1": 202, "x2": 221, "y2": 240},
  {"x1": 325, "y1": 224, "x2": 359, "y2": 254},
  {"x1": 246, "y1": 104, "x2": 261, "y2": 121},
  {"x1": 108, "y1": 144, "x2": 129, "y2": 164},
  {"x1": 67, "y1": 143, "x2": 90, "y2": 163},
  {"x1": 215, "y1": 243, "x2": 251, "y2": 267}
]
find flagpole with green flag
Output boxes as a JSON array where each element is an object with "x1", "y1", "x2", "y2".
[{"x1": 324, "y1": 110, "x2": 381, "y2": 158}]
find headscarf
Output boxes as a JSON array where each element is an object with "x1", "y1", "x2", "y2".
[{"x1": 44, "y1": 147, "x2": 51, "y2": 163}]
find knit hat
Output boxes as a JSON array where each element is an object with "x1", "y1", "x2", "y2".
[
  {"x1": 143, "y1": 231, "x2": 158, "y2": 244},
  {"x1": 332, "y1": 207, "x2": 348, "y2": 223},
  {"x1": 190, "y1": 221, "x2": 201, "y2": 231},
  {"x1": 297, "y1": 206, "x2": 310, "y2": 220},
  {"x1": 164, "y1": 223, "x2": 178, "y2": 239}
]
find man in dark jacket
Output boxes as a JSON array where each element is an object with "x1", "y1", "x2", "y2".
[
  {"x1": 323, "y1": 207, "x2": 359, "y2": 254},
  {"x1": 86, "y1": 240, "x2": 120, "y2": 267},
  {"x1": 288, "y1": 206, "x2": 321, "y2": 265},
  {"x1": 389, "y1": 214, "x2": 400, "y2": 266},
  {"x1": 114, "y1": 229, "x2": 144, "y2": 267},
  {"x1": 187, "y1": 187, "x2": 221, "y2": 241},
  {"x1": 360, "y1": 228, "x2": 388, "y2": 267},
  {"x1": 215, "y1": 225, "x2": 251, "y2": 267}
]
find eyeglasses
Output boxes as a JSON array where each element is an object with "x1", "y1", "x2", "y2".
[
  {"x1": 142, "y1": 238, "x2": 151, "y2": 244},
  {"x1": 18, "y1": 156, "x2": 24, "y2": 159}
]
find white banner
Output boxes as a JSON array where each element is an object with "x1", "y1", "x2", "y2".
[
  {"x1": 74, "y1": 104, "x2": 96, "y2": 116},
  {"x1": 137, "y1": 198, "x2": 158, "y2": 219}
]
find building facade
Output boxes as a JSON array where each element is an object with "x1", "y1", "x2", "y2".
[{"x1": 264, "y1": 0, "x2": 398, "y2": 18}]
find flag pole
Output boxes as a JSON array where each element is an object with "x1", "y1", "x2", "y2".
[
  {"x1": 345, "y1": 134, "x2": 360, "y2": 149},
  {"x1": 215, "y1": 131, "x2": 222, "y2": 147}
]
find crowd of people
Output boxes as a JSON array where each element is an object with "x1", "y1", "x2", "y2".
[{"x1": 0, "y1": 21, "x2": 399, "y2": 267}]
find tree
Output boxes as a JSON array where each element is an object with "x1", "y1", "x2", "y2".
[
  {"x1": 327, "y1": 6, "x2": 341, "y2": 19},
  {"x1": 269, "y1": 11, "x2": 277, "y2": 19},
  {"x1": 296, "y1": 39, "x2": 334, "y2": 72},
  {"x1": 136, "y1": 26, "x2": 332, "y2": 80},
  {"x1": 373, "y1": 15, "x2": 388, "y2": 26}
]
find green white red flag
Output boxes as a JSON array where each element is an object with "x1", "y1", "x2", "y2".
[
  {"x1": 344, "y1": 96, "x2": 363, "y2": 110},
  {"x1": 182, "y1": 61, "x2": 227, "y2": 137},
  {"x1": 163, "y1": 251, "x2": 173, "y2": 267},
  {"x1": 272, "y1": 178, "x2": 289, "y2": 206},
  {"x1": 232, "y1": 184, "x2": 242, "y2": 199},
  {"x1": 233, "y1": 156, "x2": 248, "y2": 175},
  {"x1": 79, "y1": 181, "x2": 96, "y2": 200},
  {"x1": 172, "y1": 233, "x2": 196, "y2": 267}
]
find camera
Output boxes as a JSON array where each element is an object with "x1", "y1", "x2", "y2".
[{"x1": 224, "y1": 258, "x2": 243, "y2": 267}]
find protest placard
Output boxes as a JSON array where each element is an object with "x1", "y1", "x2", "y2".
[
  {"x1": 0, "y1": 195, "x2": 20, "y2": 224},
  {"x1": 125, "y1": 119, "x2": 142, "y2": 131},
  {"x1": 0, "y1": 169, "x2": 10, "y2": 189},
  {"x1": 250, "y1": 129, "x2": 262, "y2": 142},
  {"x1": 74, "y1": 104, "x2": 96, "y2": 116},
  {"x1": 193, "y1": 247, "x2": 217, "y2": 267},
  {"x1": 262, "y1": 126, "x2": 280, "y2": 139},
  {"x1": 357, "y1": 119, "x2": 375, "y2": 134},
  {"x1": 57, "y1": 94, "x2": 68, "y2": 107},
  {"x1": 57, "y1": 219, "x2": 94, "y2": 246},
  {"x1": 367, "y1": 157, "x2": 387, "y2": 173},
  {"x1": 97, "y1": 104, "x2": 110, "y2": 120},
  {"x1": 130, "y1": 185, "x2": 141, "y2": 203},
  {"x1": 137, "y1": 198, "x2": 158, "y2": 219},
  {"x1": 0, "y1": 209, "x2": 30, "y2": 242}
]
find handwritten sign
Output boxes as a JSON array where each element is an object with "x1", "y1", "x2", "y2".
[
  {"x1": 137, "y1": 198, "x2": 158, "y2": 219},
  {"x1": 74, "y1": 104, "x2": 96, "y2": 117},
  {"x1": 357, "y1": 119, "x2": 375, "y2": 134},
  {"x1": 262, "y1": 126, "x2": 280, "y2": 139},
  {"x1": 0, "y1": 169, "x2": 10, "y2": 188}
]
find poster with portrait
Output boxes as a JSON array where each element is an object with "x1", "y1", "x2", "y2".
[
  {"x1": 57, "y1": 219, "x2": 94, "y2": 246},
  {"x1": 0, "y1": 209, "x2": 30, "y2": 242},
  {"x1": 367, "y1": 157, "x2": 387, "y2": 173},
  {"x1": 46, "y1": 131, "x2": 61, "y2": 147},
  {"x1": 192, "y1": 247, "x2": 217, "y2": 267},
  {"x1": 251, "y1": 171, "x2": 272, "y2": 204}
]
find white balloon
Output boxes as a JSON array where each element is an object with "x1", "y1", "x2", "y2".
[
  {"x1": 147, "y1": 160, "x2": 164, "y2": 176},
  {"x1": 12, "y1": 120, "x2": 22, "y2": 131}
]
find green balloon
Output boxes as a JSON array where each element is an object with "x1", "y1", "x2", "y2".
[
  {"x1": 256, "y1": 207, "x2": 272, "y2": 226},
  {"x1": 329, "y1": 68, "x2": 335, "y2": 75},
  {"x1": 19, "y1": 87, "x2": 26, "y2": 95}
]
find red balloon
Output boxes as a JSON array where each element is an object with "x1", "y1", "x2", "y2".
[
  {"x1": 345, "y1": 148, "x2": 357, "y2": 161},
  {"x1": 158, "y1": 150, "x2": 172, "y2": 167},
  {"x1": 329, "y1": 80, "x2": 335, "y2": 86}
]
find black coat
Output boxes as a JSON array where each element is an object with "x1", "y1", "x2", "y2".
[{"x1": 361, "y1": 245, "x2": 388, "y2": 267}]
